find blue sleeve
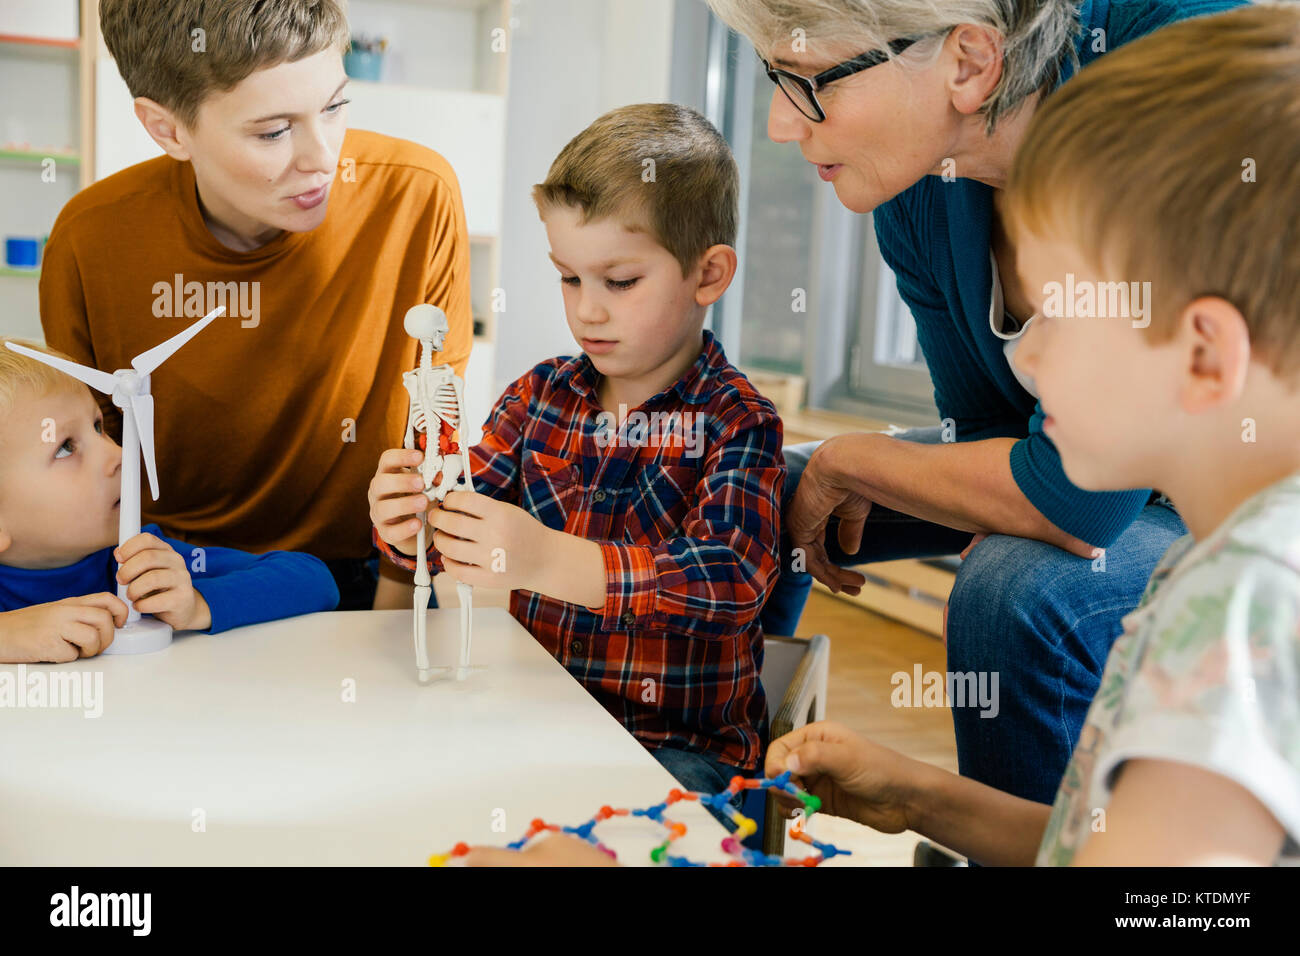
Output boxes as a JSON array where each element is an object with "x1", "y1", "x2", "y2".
[
  {"x1": 157, "y1": 532, "x2": 339, "y2": 634},
  {"x1": 1009, "y1": 407, "x2": 1152, "y2": 548}
]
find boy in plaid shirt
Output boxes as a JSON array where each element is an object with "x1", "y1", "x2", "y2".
[{"x1": 368, "y1": 104, "x2": 784, "y2": 795}]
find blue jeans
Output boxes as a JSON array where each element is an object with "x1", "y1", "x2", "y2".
[
  {"x1": 651, "y1": 745, "x2": 751, "y2": 827},
  {"x1": 761, "y1": 432, "x2": 1187, "y2": 805},
  {"x1": 322, "y1": 554, "x2": 440, "y2": 611}
]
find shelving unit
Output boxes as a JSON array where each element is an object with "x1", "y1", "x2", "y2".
[
  {"x1": 0, "y1": 3, "x2": 95, "y2": 339},
  {"x1": 0, "y1": 148, "x2": 81, "y2": 164}
]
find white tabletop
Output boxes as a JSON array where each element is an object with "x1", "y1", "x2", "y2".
[{"x1": 0, "y1": 607, "x2": 735, "y2": 865}]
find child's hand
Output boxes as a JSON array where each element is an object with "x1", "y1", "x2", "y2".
[
  {"x1": 0, "y1": 593, "x2": 128, "y2": 663},
  {"x1": 764, "y1": 720, "x2": 917, "y2": 834},
  {"x1": 429, "y1": 491, "x2": 552, "y2": 591},
  {"x1": 463, "y1": 833, "x2": 619, "y2": 867},
  {"x1": 368, "y1": 448, "x2": 434, "y2": 557},
  {"x1": 114, "y1": 533, "x2": 211, "y2": 631}
]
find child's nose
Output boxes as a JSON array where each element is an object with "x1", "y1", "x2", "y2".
[
  {"x1": 576, "y1": 290, "x2": 607, "y2": 324},
  {"x1": 1013, "y1": 315, "x2": 1043, "y2": 377}
]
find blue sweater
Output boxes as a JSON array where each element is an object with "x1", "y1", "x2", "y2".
[
  {"x1": 0, "y1": 525, "x2": 339, "y2": 634},
  {"x1": 872, "y1": 0, "x2": 1246, "y2": 547}
]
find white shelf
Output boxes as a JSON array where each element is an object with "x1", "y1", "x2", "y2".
[{"x1": 0, "y1": 1, "x2": 80, "y2": 42}]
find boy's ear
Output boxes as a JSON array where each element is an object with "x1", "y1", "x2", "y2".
[
  {"x1": 134, "y1": 97, "x2": 192, "y2": 162},
  {"x1": 693, "y1": 244, "x2": 738, "y2": 308},
  {"x1": 1179, "y1": 296, "x2": 1251, "y2": 415}
]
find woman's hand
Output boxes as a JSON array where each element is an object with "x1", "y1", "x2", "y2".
[
  {"x1": 765, "y1": 720, "x2": 920, "y2": 834},
  {"x1": 786, "y1": 436, "x2": 872, "y2": 594}
]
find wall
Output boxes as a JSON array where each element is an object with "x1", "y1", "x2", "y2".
[{"x1": 491, "y1": 0, "x2": 677, "y2": 394}]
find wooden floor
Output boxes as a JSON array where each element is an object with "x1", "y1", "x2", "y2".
[{"x1": 438, "y1": 579, "x2": 959, "y2": 866}]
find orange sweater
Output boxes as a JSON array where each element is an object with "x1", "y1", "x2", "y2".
[{"x1": 39, "y1": 128, "x2": 473, "y2": 564}]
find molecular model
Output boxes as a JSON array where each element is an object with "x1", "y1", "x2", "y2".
[{"x1": 429, "y1": 771, "x2": 851, "y2": 867}]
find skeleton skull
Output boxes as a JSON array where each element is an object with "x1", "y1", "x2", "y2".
[{"x1": 404, "y1": 304, "x2": 450, "y2": 352}]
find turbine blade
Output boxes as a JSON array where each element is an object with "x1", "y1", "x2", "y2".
[
  {"x1": 131, "y1": 393, "x2": 160, "y2": 502},
  {"x1": 3, "y1": 342, "x2": 118, "y2": 395},
  {"x1": 131, "y1": 305, "x2": 225, "y2": 376}
]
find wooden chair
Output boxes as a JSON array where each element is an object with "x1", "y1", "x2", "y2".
[{"x1": 757, "y1": 633, "x2": 830, "y2": 856}]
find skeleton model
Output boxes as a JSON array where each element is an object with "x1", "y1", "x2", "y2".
[{"x1": 403, "y1": 304, "x2": 475, "y2": 682}]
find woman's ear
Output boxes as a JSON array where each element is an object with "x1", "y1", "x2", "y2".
[
  {"x1": 134, "y1": 97, "x2": 191, "y2": 161},
  {"x1": 946, "y1": 24, "x2": 1005, "y2": 116},
  {"x1": 1179, "y1": 296, "x2": 1251, "y2": 415},
  {"x1": 694, "y1": 244, "x2": 739, "y2": 308}
]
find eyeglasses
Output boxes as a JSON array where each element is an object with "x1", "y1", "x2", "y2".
[{"x1": 759, "y1": 37, "x2": 924, "y2": 123}]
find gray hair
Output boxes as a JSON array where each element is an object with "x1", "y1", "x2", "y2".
[{"x1": 706, "y1": 0, "x2": 1084, "y2": 135}]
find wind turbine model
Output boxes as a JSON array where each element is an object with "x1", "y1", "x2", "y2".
[
  {"x1": 5, "y1": 306, "x2": 225, "y2": 654},
  {"x1": 402, "y1": 304, "x2": 476, "y2": 682}
]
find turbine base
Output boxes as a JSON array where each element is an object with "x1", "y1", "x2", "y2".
[{"x1": 104, "y1": 616, "x2": 174, "y2": 655}]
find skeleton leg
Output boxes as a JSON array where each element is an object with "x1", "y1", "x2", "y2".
[
  {"x1": 413, "y1": 514, "x2": 433, "y2": 683},
  {"x1": 454, "y1": 441, "x2": 476, "y2": 680},
  {"x1": 456, "y1": 580, "x2": 473, "y2": 681}
]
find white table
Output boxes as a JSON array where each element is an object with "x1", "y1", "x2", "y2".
[{"x1": 0, "y1": 608, "x2": 734, "y2": 865}]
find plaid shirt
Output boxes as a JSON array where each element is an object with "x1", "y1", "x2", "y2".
[{"x1": 374, "y1": 330, "x2": 784, "y2": 769}]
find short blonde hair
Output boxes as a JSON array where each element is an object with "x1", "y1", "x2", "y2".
[
  {"x1": 99, "y1": 0, "x2": 351, "y2": 127},
  {"x1": 532, "y1": 103, "x2": 739, "y2": 276},
  {"x1": 0, "y1": 339, "x2": 85, "y2": 417},
  {"x1": 1004, "y1": 3, "x2": 1300, "y2": 379}
]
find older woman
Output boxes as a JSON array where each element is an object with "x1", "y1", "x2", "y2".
[{"x1": 706, "y1": 0, "x2": 1245, "y2": 806}]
